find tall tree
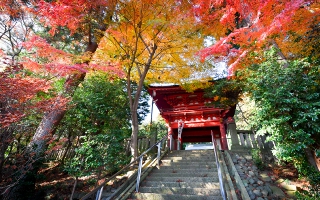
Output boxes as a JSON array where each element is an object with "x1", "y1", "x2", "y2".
[
  {"x1": 0, "y1": 1, "x2": 54, "y2": 194},
  {"x1": 93, "y1": 0, "x2": 206, "y2": 159},
  {"x1": 25, "y1": 0, "x2": 120, "y2": 158}
]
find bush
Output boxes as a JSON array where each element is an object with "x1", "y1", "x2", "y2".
[{"x1": 251, "y1": 148, "x2": 265, "y2": 170}]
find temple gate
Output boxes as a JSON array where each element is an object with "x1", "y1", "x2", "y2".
[{"x1": 148, "y1": 84, "x2": 236, "y2": 150}]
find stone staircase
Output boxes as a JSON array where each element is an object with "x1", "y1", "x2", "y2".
[{"x1": 130, "y1": 150, "x2": 224, "y2": 200}]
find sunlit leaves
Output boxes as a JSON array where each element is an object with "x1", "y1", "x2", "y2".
[
  {"x1": 36, "y1": 0, "x2": 113, "y2": 35},
  {"x1": 194, "y1": 0, "x2": 320, "y2": 73},
  {"x1": 0, "y1": 66, "x2": 52, "y2": 127},
  {"x1": 94, "y1": 0, "x2": 206, "y2": 86},
  {"x1": 241, "y1": 48, "x2": 320, "y2": 169}
]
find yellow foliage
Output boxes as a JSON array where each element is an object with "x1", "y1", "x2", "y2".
[{"x1": 92, "y1": 0, "x2": 207, "y2": 90}]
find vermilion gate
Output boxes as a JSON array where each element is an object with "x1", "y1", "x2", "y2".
[{"x1": 148, "y1": 84, "x2": 236, "y2": 150}]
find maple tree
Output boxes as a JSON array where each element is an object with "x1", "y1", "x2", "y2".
[
  {"x1": 194, "y1": 0, "x2": 320, "y2": 73},
  {"x1": 93, "y1": 0, "x2": 207, "y2": 159},
  {"x1": 0, "y1": 65, "x2": 51, "y2": 187},
  {"x1": 196, "y1": 0, "x2": 320, "y2": 192},
  {"x1": 24, "y1": 0, "x2": 121, "y2": 159},
  {"x1": 1, "y1": 0, "x2": 203, "y2": 196},
  {"x1": 0, "y1": 1, "x2": 54, "y2": 195},
  {"x1": 0, "y1": 0, "x2": 121, "y2": 198}
]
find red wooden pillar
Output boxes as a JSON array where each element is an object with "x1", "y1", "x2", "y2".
[{"x1": 219, "y1": 123, "x2": 229, "y2": 150}]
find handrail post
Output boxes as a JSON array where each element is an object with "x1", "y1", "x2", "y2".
[
  {"x1": 135, "y1": 155, "x2": 144, "y2": 192},
  {"x1": 80, "y1": 135, "x2": 167, "y2": 200},
  {"x1": 157, "y1": 141, "x2": 161, "y2": 167},
  {"x1": 169, "y1": 134, "x2": 173, "y2": 151},
  {"x1": 95, "y1": 186, "x2": 103, "y2": 200},
  {"x1": 211, "y1": 131, "x2": 227, "y2": 200}
]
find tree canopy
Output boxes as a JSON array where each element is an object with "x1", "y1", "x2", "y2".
[
  {"x1": 92, "y1": 0, "x2": 209, "y2": 159},
  {"x1": 194, "y1": 0, "x2": 320, "y2": 73},
  {"x1": 1, "y1": 0, "x2": 320, "y2": 198},
  {"x1": 198, "y1": 1, "x2": 320, "y2": 192}
]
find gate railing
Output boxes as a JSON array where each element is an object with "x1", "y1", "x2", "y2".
[{"x1": 80, "y1": 135, "x2": 168, "y2": 200}]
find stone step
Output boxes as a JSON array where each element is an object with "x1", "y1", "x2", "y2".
[
  {"x1": 141, "y1": 181, "x2": 220, "y2": 189},
  {"x1": 144, "y1": 176, "x2": 219, "y2": 182},
  {"x1": 147, "y1": 171, "x2": 218, "y2": 177},
  {"x1": 161, "y1": 159, "x2": 215, "y2": 164},
  {"x1": 131, "y1": 193, "x2": 223, "y2": 200},
  {"x1": 160, "y1": 162, "x2": 215, "y2": 167},
  {"x1": 169, "y1": 150, "x2": 214, "y2": 153},
  {"x1": 167, "y1": 151, "x2": 215, "y2": 156},
  {"x1": 166, "y1": 153, "x2": 215, "y2": 156},
  {"x1": 162, "y1": 155, "x2": 215, "y2": 159},
  {"x1": 128, "y1": 150, "x2": 223, "y2": 200},
  {"x1": 150, "y1": 168, "x2": 217, "y2": 173},
  {"x1": 139, "y1": 187, "x2": 221, "y2": 195},
  {"x1": 164, "y1": 154, "x2": 215, "y2": 158},
  {"x1": 161, "y1": 157, "x2": 216, "y2": 161},
  {"x1": 158, "y1": 165, "x2": 217, "y2": 169}
]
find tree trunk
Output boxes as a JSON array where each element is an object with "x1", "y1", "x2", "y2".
[
  {"x1": 128, "y1": 45, "x2": 157, "y2": 160},
  {"x1": 0, "y1": 127, "x2": 14, "y2": 183},
  {"x1": 3, "y1": 72, "x2": 86, "y2": 200},
  {"x1": 128, "y1": 79, "x2": 146, "y2": 160},
  {"x1": 314, "y1": 151, "x2": 320, "y2": 172},
  {"x1": 306, "y1": 148, "x2": 320, "y2": 172},
  {"x1": 29, "y1": 72, "x2": 86, "y2": 155},
  {"x1": 130, "y1": 112, "x2": 139, "y2": 160}
]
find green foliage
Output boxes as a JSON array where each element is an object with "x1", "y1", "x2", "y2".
[
  {"x1": 295, "y1": 164, "x2": 320, "y2": 199},
  {"x1": 204, "y1": 78, "x2": 241, "y2": 108},
  {"x1": 234, "y1": 95, "x2": 257, "y2": 130},
  {"x1": 64, "y1": 130, "x2": 130, "y2": 177},
  {"x1": 71, "y1": 73, "x2": 131, "y2": 132},
  {"x1": 37, "y1": 26, "x2": 86, "y2": 55},
  {"x1": 61, "y1": 72, "x2": 132, "y2": 177},
  {"x1": 251, "y1": 148, "x2": 265, "y2": 170},
  {"x1": 240, "y1": 47, "x2": 320, "y2": 188},
  {"x1": 56, "y1": 72, "x2": 151, "y2": 178},
  {"x1": 139, "y1": 118, "x2": 167, "y2": 139}
]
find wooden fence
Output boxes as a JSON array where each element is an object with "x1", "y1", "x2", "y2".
[
  {"x1": 47, "y1": 148, "x2": 76, "y2": 161},
  {"x1": 47, "y1": 136, "x2": 161, "y2": 161},
  {"x1": 234, "y1": 130, "x2": 275, "y2": 150},
  {"x1": 125, "y1": 136, "x2": 167, "y2": 155}
]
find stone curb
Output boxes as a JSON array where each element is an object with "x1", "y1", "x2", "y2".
[
  {"x1": 218, "y1": 150, "x2": 239, "y2": 200},
  {"x1": 224, "y1": 150, "x2": 251, "y2": 200}
]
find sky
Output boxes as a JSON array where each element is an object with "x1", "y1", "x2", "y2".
[{"x1": 142, "y1": 99, "x2": 160, "y2": 124}]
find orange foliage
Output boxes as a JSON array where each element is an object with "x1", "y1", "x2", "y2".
[
  {"x1": 95, "y1": 0, "x2": 206, "y2": 86},
  {"x1": 0, "y1": 66, "x2": 52, "y2": 127},
  {"x1": 194, "y1": 0, "x2": 320, "y2": 74},
  {"x1": 36, "y1": 0, "x2": 115, "y2": 35}
]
